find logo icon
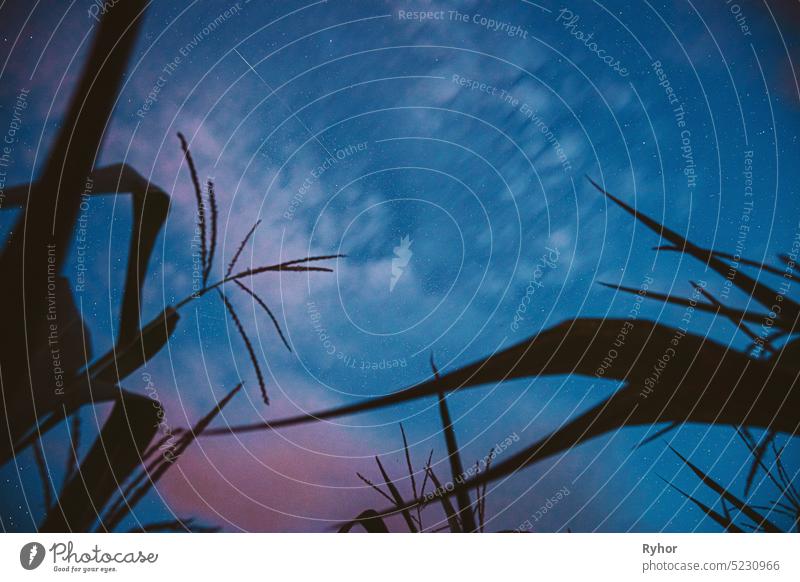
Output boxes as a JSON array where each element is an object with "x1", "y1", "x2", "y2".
[
  {"x1": 390, "y1": 235, "x2": 413, "y2": 292},
  {"x1": 20, "y1": 542, "x2": 46, "y2": 570}
]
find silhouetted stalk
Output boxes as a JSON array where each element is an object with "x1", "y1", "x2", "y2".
[
  {"x1": 659, "y1": 476, "x2": 744, "y2": 532},
  {"x1": 227, "y1": 220, "x2": 261, "y2": 277},
  {"x1": 173, "y1": 254, "x2": 343, "y2": 310},
  {"x1": 598, "y1": 281, "x2": 770, "y2": 324},
  {"x1": 374, "y1": 456, "x2": 418, "y2": 532},
  {"x1": 426, "y1": 466, "x2": 461, "y2": 533},
  {"x1": 204, "y1": 179, "x2": 219, "y2": 286},
  {"x1": 62, "y1": 412, "x2": 81, "y2": 489},
  {"x1": 431, "y1": 355, "x2": 476, "y2": 533},
  {"x1": 104, "y1": 384, "x2": 241, "y2": 531},
  {"x1": 589, "y1": 177, "x2": 800, "y2": 331},
  {"x1": 178, "y1": 132, "x2": 207, "y2": 279},
  {"x1": 655, "y1": 245, "x2": 786, "y2": 277},
  {"x1": 399, "y1": 423, "x2": 421, "y2": 527},
  {"x1": 690, "y1": 281, "x2": 773, "y2": 355},
  {"x1": 338, "y1": 510, "x2": 389, "y2": 533},
  {"x1": 356, "y1": 473, "x2": 395, "y2": 505},
  {"x1": 218, "y1": 291, "x2": 268, "y2": 405},
  {"x1": 33, "y1": 440, "x2": 52, "y2": 511},
  {"x1": 234, "y1": 280, "x2": 291, "y2": 352},
  {"x1": 669, "y1": 446, "x2": 781, "y2": 532}
]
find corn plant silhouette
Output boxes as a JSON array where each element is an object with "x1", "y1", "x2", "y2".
[
  {"x1": 0, "y1": 0, "x2": 162, "y2": 533},
  {"x1": 209, "y1": 178, "x2": 798, "y2": 523},
  {"x1": 0, "y1": 4, "x2": 339, "y2": 532},
  {"x1": 341, "y1": 422, "x2": 494, "y2": 533},
  {"x1": 661, "y1": 432, "x2": 799, "y2": 532},
  {"x1": 3, "y1": 3, "x2": 795, "y2": 533},
  {"x1": 342, "y1": 357, "x2": 484, "y2": 532}
]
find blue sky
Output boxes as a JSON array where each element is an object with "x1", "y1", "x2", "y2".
[{"x1": 1, "y1": 0, "x2": 798, "y2": 532}]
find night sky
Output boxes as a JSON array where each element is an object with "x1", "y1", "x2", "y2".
[{"x1": 1, "y1": 0, "x2": 798, "y2": 532}]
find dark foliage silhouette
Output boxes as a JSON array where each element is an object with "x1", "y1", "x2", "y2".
[
  {"x1": 0, "y1": 5, "x2": 338, "y2": 532},
  {"x1": 209, "y1": 179, "x2": 798, "y2": 524}
]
